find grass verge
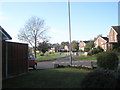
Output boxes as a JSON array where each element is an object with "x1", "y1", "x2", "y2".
[
  {"x1": 36, "y1": 54, "x2": 69, "y2": 62},
  {"x1": 3, "y1": 68, "x2": 91, "y2": 88},
  {"x1": 74, "y1": 55, "x2": 120, "y2": 61},
  {"x1": 74, "y1": 55, "x2": 97, "y2": 61}
]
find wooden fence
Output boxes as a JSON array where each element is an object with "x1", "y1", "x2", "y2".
[{"x1": 2, "y1": 41, "x2": 28, "y2": 79}]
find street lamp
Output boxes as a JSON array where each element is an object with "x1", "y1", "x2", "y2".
[{"x1": 68, "y1": 0, "x2": 72, "y2": 65}]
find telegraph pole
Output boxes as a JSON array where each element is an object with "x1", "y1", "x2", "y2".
[{"x1": 68, "y1": 0, "x2": 72, "y2": 65}]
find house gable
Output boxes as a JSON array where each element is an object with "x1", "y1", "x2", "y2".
[
  {"x1": 109, "y1": 26, "x2": 118, "y2": 43},
  {"x1": 64, "y1": 45, "x2": 69, "y2": 51},
  {"x1": 94, "y1": 37, "x2": 107, "y2": 45},
  {"x1": 79, "y1": 41, "x2": 91, "y2": 51},
  {"x1": 79, "y1": 41, "x2": 90, "y2": 48},
  {"x1": 79, "y1": 41, "x2": 86, "y2": 48},
  {"x1": 94, "y1": 37, "x2": 108, "y2": 51}
]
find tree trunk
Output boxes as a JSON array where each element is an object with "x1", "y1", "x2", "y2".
[
  {"x1": 34, "y1": 47, "x2": 36, "y2": 58},
  {"x1": 34, "y1": 36, "x2": 37, "y2": 58}
]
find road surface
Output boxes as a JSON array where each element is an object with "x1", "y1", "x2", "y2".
[{"x1": 36, "y1": 57, "x2": 96, "y2": 69}]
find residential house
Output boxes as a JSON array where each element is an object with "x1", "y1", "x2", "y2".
[
  {"x1": 55, "y1": 46, "x2": 61, "y2": 52},
  {"x1": 49, "y1": 47, "x2": 55, "y2": 52},
  {"x1": 79, "y1": 41, "x2": 90, "y2": 51},
  {"x1": 64, "y1": 45, "x2": 69, "y2": 51},
  {"x1": 108, "y1": 26, "x2": 120, "y2": 48},
  {"x1": 94, "y1": 36, "x2": 109, "y2": 51},
  {"x1": 49, "y1": 46, "x2": 60, "y2": 53}
]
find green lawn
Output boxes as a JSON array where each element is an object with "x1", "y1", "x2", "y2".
[
  {"x1": 74, "y1": 55, "x2": 97, "y2": 61},
  {"x1": 3, "y1": 68, "x2": 91, "y2": 88},
  {"x1": 36, "y1": 52, "x2": 60, "y2": 57},
  {"x1": 74, "y1": 55, "x2": 120, "y2": 61},
  {"x1": 36, "y1": 53, "x2": 69, "y2": 62}
]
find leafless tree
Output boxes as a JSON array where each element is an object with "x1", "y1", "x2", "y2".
[{"x1": 18, "y1": 16, "x2": 49, "y2": 57}]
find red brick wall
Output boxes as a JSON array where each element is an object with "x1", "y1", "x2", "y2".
[
  {"x1": 109, "y1": 28, "x2": 118, "y2": 43},
  {"x1": 79, "y1": 42, "x2": 85, "y2": 48}
]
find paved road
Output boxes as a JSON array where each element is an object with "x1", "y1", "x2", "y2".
[{"x1": 36, "y1": 57, "x2": 97, "y2": 69}]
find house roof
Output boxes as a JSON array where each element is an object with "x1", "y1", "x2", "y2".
[
  {"x1": 83, "y1": 41, "x2": 90, "y2": 43},
  {"x1": 102, "y1": 37, "x2": 108, "y2": 42},
  {"x1": 80, "y1": 41, "x2": 91, "y2": 43},
  {"x1": 95, "y1": 36, "x2": 108, "y2": 43},
  {"x1": 98, "y1": 37, "x2": 108, "y2": 43},
  {"x1": 0, "y1": 26, "x2": 12, "y2": 40},
  {"x1": 112, "y1": 26, "x2": 120, "y2": 35}
]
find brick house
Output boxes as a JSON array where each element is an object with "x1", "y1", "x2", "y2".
[
  {"x1": 49, "y1": 47, "x2": 55, "y2": 52},
  {"x1": 108, "y1": 26, "x2": 120, "y2": 49},
  {"x1": 64, "y1": 45, "x2": 69, "y2": 51},
  {"x1": 79, "y1": 41, "x2": 90, "y2": 51},
  {"x1": 94, "y1": 36, "x2": 109, "y2": 51},
  {"x1": 49, "y1": 46, "x2": 60, "y2": 53}
]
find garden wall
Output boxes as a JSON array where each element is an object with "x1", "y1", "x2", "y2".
[{"x1": 2, "y1": 41, "x2": 28, "y2": 79}]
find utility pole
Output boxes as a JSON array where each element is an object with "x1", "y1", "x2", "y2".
[{"x1": 68, "y1": 0, "x2": 72, "y2": 65}]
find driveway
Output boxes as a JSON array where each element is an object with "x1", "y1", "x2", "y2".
[{"x1": 36, "y1": 57, "x2": 97, "y2": 69}]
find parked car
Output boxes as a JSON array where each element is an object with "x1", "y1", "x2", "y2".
[{"x1": 28, "y1": 54, "x2": 37, "y2": 70}]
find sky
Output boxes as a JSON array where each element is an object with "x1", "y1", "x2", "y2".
[{"x1": 0, "y1": 0, "x2": 119, "y2": 45}]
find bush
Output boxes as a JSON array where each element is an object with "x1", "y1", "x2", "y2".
[
  {"x1": 87, "y1": 46, "x2": 104, "y2": 56},
  {"x1": 80, "y1": 68, "x2": 117, "y2": 88},
  {"x1": 88, "y1": 48, "x2": 98, "y2": 56},
  {"x1": 108, "y1": 49, "x2": 120, "y2": 56},
  {"x1": 79, "y1": 50, "x2": 83, "y2": 52},
  {"x1": 116, "y1": 69, "x2": 120, "y2": 88},
  {"x1": 97, "y1": 51, "x2": 119, "y2": 70},
  {"x1": 84, "y1": 47, "x2": 90, "y2": 52},
  {"x1": 97, "y1": 46, "x2": 104, "y2": 52}
]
